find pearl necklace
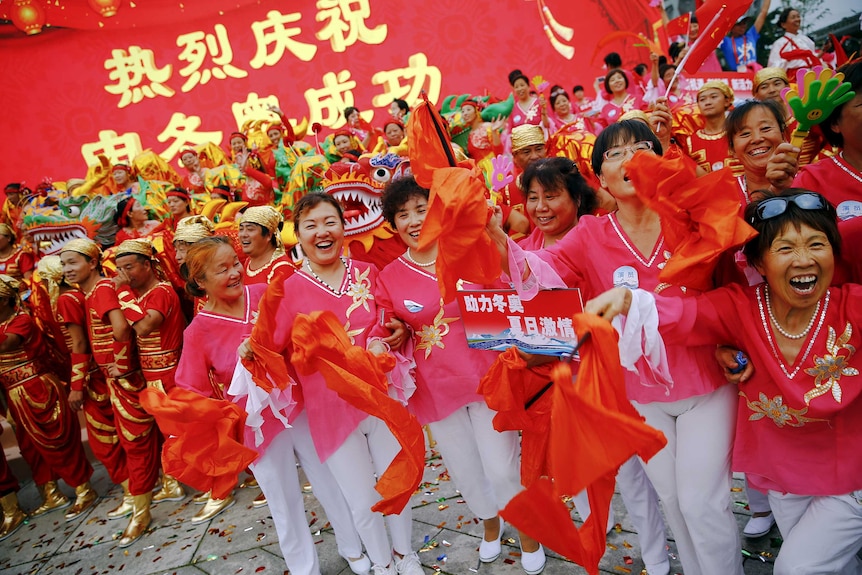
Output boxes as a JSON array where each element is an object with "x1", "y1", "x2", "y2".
[
  {"x1": 403, "y1": 249, "x2": 436, "y2": 267},
  {"x1": 764, "y1": 285, "x2": 820, "y2": 339},
  {"x1": 305, "y1": 257, "x2": 347, "y2": 295},
  {"x1": 756, "y1": 285, "x2": 829, "y2": 379},
  {"x1": 835, "y1": 153, "x2": 862, "y2": 185}
]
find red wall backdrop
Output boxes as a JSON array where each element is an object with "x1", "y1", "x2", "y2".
[{"x1": 0, "y1": 0, "x2": 663, "y2": 186}]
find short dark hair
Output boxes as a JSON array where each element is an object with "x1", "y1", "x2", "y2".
[
  {"x1": 777, "y1": 7, "x2": 797, "y2": 27},
  {"x1": 603, "y1": 69, "x2": 629, "y2": 95},
  {"x1": 824, "y1": 60, "x2": 861, "y2": 149},
  {"x1": 726, "y1": 99, "x2": 787, "y2": 151},
  {"x1": 604, "y1": 52, "x2": 622, "y2": 68},
  {"x1": 591, "y1": 119, "x2": 663, "y2": 175},
  {"x1": 633, "y1": 63, "x2": 648, "y2": 77},
  {"x1": 522, "y1": 157, "x2": 597, "y2": 219},
  {"x1": 381, "y1": 176, "x2": 429, "y2": 228},
  {"x1": 742, "y1": 189, "x2": 841, "y2": 268},
  {"x1": 508, "y1": 69, "x2": 530, "y2": 87},
  {"x1": 293, "y1": 192, "x2": 345, "y2": 229},
  {"x1": 344, "y1": 106, "x2": 360, "y2": 119},
  {"x1": 572, "y1": 85, "x2": 584, "y2": 93},
  {"x1": 659, "y1": 63, "x2": 677, "y2": 80},
  {"x1": 393, "y1": 99, "x2": 410, "y2": 113}
]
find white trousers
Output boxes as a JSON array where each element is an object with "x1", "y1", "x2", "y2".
[
  {"x1": 325, "y1": 416, "x2": 414, "y2": 567},
  {"x1": 633, "y1": 383, "x2": 743, "y2": 575},
  {"x1": 291, "y1": 411, "x2": 364, "y2": 560},
  {"x1": 574, "y1": 457, "x2": 669, "y2": 573},
  {"x1": 249, "y1": 429, "x2": 320, "y2": 575},
  {"x1": 427, "y1": 401, "x2": 521, "y2": 520},
  {"x1": 745, "y1": 477, "x2": 772, "y2": 514},
  {"x1": 769, "y1": 491, "x2": 862, "y2": 575}
]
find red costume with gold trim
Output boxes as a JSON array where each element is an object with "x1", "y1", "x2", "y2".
[
  {"x1": 243, "y1": 253, "x2": 295, "y2": 286},
  {"x1": 86, "y1": 279, "x2": 159, "y2": 496},
  {"x1": 0, "y1": 248, "x2": 33, "y2": 281},
  {"x1": 680, "y1": 130, "x2": 744, "y2": 175},
  {"x1": 132, "y1": 282, "x2": 185, "y2": 392},
  {"x1": 0, "y1": 310, "x2": 92, "y2": 488},
  {"x1": 57, "y1": 289, "x2": 127, "y2": 483}
]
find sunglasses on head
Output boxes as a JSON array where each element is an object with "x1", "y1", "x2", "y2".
[{"x1": 749, "y1": 193, "x2": 829, "y2": 224}]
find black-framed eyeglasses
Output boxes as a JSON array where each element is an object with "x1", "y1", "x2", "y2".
[
  {"x1": 749, "y1": 193, "x2": 829, "y2": 224},
  {"x1": 602, "y1": 140, "x2": 653, "y2": 162}
]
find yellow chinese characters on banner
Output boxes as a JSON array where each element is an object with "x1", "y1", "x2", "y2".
[
  {"x1": 104, "y1": 46, "x2": 175, "y2": 109},
  {"x1": 315, "y1": 0, "x2": 387, "y2": 53},
  {"x1": 372, "y1": 53, "x2": 440, "y2": 108},
  {"x1": 176, "y1": 23, "x2": 248, "y2": 93},
  {"x1": 250, "y1": 10, "x2": 318, "y2": 68},
  {"x1": 157, "y1": 113, "x2": 224, "y2": 160},
  {"x1": 81, "y1": 130, "x2": 143, "y2": 165}
]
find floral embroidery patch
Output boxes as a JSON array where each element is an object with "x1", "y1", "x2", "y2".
[
  {"x1": 740, "y1": 391, "x2": 825, "y2": 428},
  {"x1": 804, "y1": 322, "x2": 858, "y2": 405},
  {"x1": 415, "y1": 298, "x2": 458, "y2": 359}
]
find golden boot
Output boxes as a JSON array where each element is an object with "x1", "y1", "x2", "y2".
[
  {"x1": 252, "y1": 491, "x2": 268, "y2": 508},
  {"x1": 31, "y1": 480, "x2": 71, "y2": 516},
  {"x1": 118, "y1": 492, "x2": 152, "y2": 548},
  {"x1": 192, "y1": 490, "x2": 210, "y2": 505},
  {"x1": 152, "y1": 474, "x2": 186, "y2": 503},
  {"x1": 190, "y1": 494, "x2": 235, "y2": 524},
  {"x1": 0, "y1": 492, "x2": 26, "y2": 541},
  {"x1": 65, "y1": 482, "x2": 97, "y2": 522},
  {"x1": 107, "y1": 479, "x2": 134, "y2": 520}
]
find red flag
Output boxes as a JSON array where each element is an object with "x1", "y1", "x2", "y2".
[
  {"x1": 666, "y1": 12, "x2": 691, "y2": 38},
  {"x1": 681, "y1": 0, "x2": 752, "y2": 74}
]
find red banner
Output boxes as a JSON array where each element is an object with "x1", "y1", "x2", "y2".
[{"x1": 0, "y1": 0, "x2": 664, "y2": 187}]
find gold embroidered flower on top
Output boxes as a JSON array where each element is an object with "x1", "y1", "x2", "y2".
[
  {"x1": 740, "y1": 391, "x2": 825, "y2": 428},
  {"x1": 804, "y1": 322, "x2": 859, "y2": 405},
  {"x1": 415, "y1": 299, "x2": 458, "y2": 359}
]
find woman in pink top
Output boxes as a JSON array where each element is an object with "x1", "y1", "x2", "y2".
[
  {"x1": 255, "y1": 193, "x2": 423, "y2": 575},
  {"x1": 587, "y1": 189, "x2": 862, "y2": 574},
  {"x1": 375, "y1": 176, "x2": 545, "y2": 575},
  {"x1": 487, "y1": 119, "x2": 744, "y2": 575},
  {"x1": 176, "y1": 237, "x2": 367, "y2": 575}
]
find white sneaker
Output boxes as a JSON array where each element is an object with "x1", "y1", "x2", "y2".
[
  {"x1": 347, "y1": 553, "x2": 372, "y2": 575},
  {"x1": 521, "y1": 544, "x2": 546, "y2": 575},
  {"x1": 479, "y1": 519, "x2": 505, "y2": 562},
  {"x1": 743, "y1": 512, "x2": 775, "y2": 538},
  {"x1": 372, "y1": 562, "x2": 396, "y2": 575},
  {"x1": 394, "y1": 551, "x2": 424, "y2": 575}
]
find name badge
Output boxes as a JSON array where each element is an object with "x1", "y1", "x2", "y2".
[{"x1": 613, "y1": 266, "x2": 639, "y2": 289}]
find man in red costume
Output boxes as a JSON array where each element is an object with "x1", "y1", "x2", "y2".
[
  {"x1": 238, "y1": 206, "x2": 295, "y2": 286},
  {"x1": 680, "y1": 81, "x2": 742, "y2": 175},
  {"x1": 115, "y1": 238, "x2": 188, "y2": 505},
  {"x1": 60, "y1": 238, "x2": 159, "y2": 548},
  {"x1": 0, "y1": 274, "x2": 96, "y2": 523}
]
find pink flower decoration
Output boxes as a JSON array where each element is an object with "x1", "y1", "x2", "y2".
[{"x1": 490, "y1": 154, "x2": 514, "y2": 192}]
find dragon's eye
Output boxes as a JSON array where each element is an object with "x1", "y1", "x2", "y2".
[
  {"x1": 67, "y1": 205, "x2": 81, "y2": 217},
  {"x1": 372, "y1": 167, "x2": 392, "y2": 184}
]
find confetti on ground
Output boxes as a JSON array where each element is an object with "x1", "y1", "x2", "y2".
[
  {"x1": 731, "y1": 486, "x2": 743, "y2": 492},
  {"x1": 438, "y1": 504, "x2": 448, "y2": 511},
  {"x1": 607, "y1": 543, "x2": 618, "y2": 550},
  {"x1": 623, "y1": 556, "x2": 633, "y2": 564},
  {"x1": 503, "y1": 558, "x2": 516, "y2": 565},
  {"x1": 614, "y1": 567, "x2": 632, "y2": 574},
  {"x1": 623, "y1": 540, "x2": 632, "y2": 548}
]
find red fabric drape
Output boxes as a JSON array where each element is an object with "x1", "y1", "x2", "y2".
[
  {"x1": 626, "y1": 151, "x2": 758, "y2": 292},
  {"x1": 491, "y1": 314, "x2": 667, "y2": 575},
  {"x1": 140, "y1": 387, "x2": 257, "y2": 499},
  {"x1": 289, "y1": 310, "x2": 424, "y2": 516},
  {"x1": 242, "y1": 271, "x2": 292, "y2": 393}
]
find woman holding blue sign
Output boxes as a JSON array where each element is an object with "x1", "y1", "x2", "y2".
[
  {"x1": 486, "y1": 119, "x2": 744, "y2": 575},
  {"x1": 376, "y1": 175, "x2": 546, "y2": 575}
]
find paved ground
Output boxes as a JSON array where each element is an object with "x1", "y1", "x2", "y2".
[{"x1": 0, "y1": 434, "x2": 779, "y2": 575}]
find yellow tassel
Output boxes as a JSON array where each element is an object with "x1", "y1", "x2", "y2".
[
  {"x1": 545, "y1": 26, "x2": 574, "y2": 60},
  {"x1": 542, "y1": 4, "x2": 574, "y2": 41}
]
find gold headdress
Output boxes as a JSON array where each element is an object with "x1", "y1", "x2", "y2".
[
  {"x1": 60, "y1": 238, "x2": 102, "y2": 261},
  {"x1": 511, "y1": 124, "x2": 545, "y2": 152},
  {"x1": 174, "y1": 215, "x2": 215, "y2": 244}
]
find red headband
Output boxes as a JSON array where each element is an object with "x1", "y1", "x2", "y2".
[
  {"x1": 118, "y1": 197, "x2": 136, "y2": 228},
  {"x1": 179, "y1": 147, "x2": 198, "y2": 159},
  {"x1": 383, "y1": 119, "x2": 404, "y2": 131},
  {"x1": 166, "y1": 188, "x2": 190, "y2": 201},
  {"x1": 113, "y1": 164, "x2": 132, "y2": 174},
  {"x1": 230, "y1": 132, "x2": 247, "y2": 142},
  {"x1": 333, "y1": 129, "x2": 352, "y2": 140}
]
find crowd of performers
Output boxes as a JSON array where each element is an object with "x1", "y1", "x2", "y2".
[{"x1": 0, "y1": 31, "x2": 860, "y2": 574}]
